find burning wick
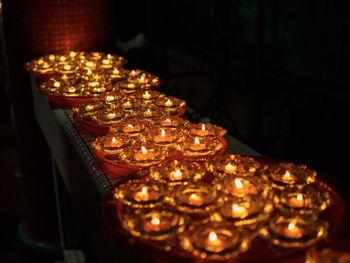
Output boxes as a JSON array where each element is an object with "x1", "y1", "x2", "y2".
[{"x1": 234, "y1": 178, "x2": 243, "y2": 189}]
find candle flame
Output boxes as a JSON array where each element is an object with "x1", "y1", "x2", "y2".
[
  {"x1": 127, "y1": 83, "x2": 135, "y2": 88},
  {"x1": 107, "y1": 54, "x2": 112, "y2": 59},
  {"x1": 173, "y1": 169, "x2": 182, "y2": 179},
  {"x1": 106, "y1": 95, "x2": 115, "y2": 101},
  {"x1": 140, "y1": 75, "x2": 145, "y2": 82},
  {"x1": 68, "y1": 87, "x2": 76, "y2": 93},
  {"x1": 234, "y1": 178, "x2": 243, "y2": 189},
  {"x1": 86, "y1": 62, "x2": 94, "y2": 67},
  {"x1": 297, "y1": 194, "x2": 303, "y2": 201},
  {"x1": 90, "y1": 81, "x2": 98, "y2": 87},
  {"x1": 112, "y1": 137, "x2": 116, "y2": 143},
  {"x1": 141, "y1": 187, "x2": 148, "y2": 195},
  {"x1": 151, "y1": 217, "x2": 160, "y2": 225},
  {"x1": 224, "y1": 163, "x2": 236, "y2": 173},
  {"x1": 131, "y1": 70, "x2": 136, "y2": 75},
  {"x1": 208, "y1": 232, "x2": 218, "y2": 242},
  {"x1": 127, "y1": 124, "x2": 133, "y2": 128},
  {"x1": 102, "y1": 59, "x2": 109, "y2": 64},
  {"x1": 108, "y1": 113, "x2": 116, "y2": 119},
  {"x1": 64, "y1": 65, "x2": 71, "y2": 70},
  {"x1": 54, "y1": 81, "x2": 60, "y2": 88},
  {"x1": 113, "y1": 68, "x2": 119, "y2": 74},
  {"x1": 201, "y1": 124, "x2": 206, "y2": 130},
  {"x1": 69, "y1": 51, "x2": 77, "y2": 57},
  {"x1": 87, "y1": 69, "x2": 92, "y2": 75},
  {"x1": 143, "y1": 90, "x2": 151, "y2": 99},
  {"x1": 165, "y1": 118, "x2": 171, "y2": 123},
  {"x1": 232, "y1": 204, "x2": 244, "y2": 212},
  {"x1": 161, "y1": 129, "x2": 165, "y2": 137},
  {"x1": 288, "y1": 223, "x2": 295, "y2": 231},
  {"x1": 284, "y1": 171, "x2": 291, "y2": 179},
  {"x1": 49, "y1": 55, "x2": 55, "y2": 61},
  {"x1": 59, "y1": 56, "x2": 66, "y2": 62},
  {"x1": 165, "y1": 99, "x2": 173, "y2": 107},
  {"x1": 141, "y1": 146, "x2": 148, "y2": 154},
  {"x1": 194, "y1": 137, "x2": 200, "y2": 144}
]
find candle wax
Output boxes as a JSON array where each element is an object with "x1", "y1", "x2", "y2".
[
  {"x1": 143, "y1": 217, "x2": 172, "y2": 232},
  {"x1": 284, "y1": 223, "x2": 304, "y2": 238},
  {"x1": 133, "y1": 187, "x2": 159, "y2": 202}
]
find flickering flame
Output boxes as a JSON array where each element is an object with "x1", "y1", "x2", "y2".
[
  {"x1": 165, "y1": 99, "x2": 173, "y2": 107},
  {"x1": 151, "y1": 217, "x2": 160, "y2": 225},
  {"x1": 173, "y1": 169, "x2": 182, "y2": 179},
  {"x1": 106, "y1": 95, "x2": 115, "y2": 101},
  {"x1": 143, "y1": 90, "x2": 151, "y2": 99},
  {"x1": 69, "y1": 51, "x2": 77, "y2": 57},
  {"x1": 224, "y1": 163, "x2": 236, "y2": 173},
  {"x1": 107, "y1": 113, "x2": 116, "y2": 119},
  {"x1": 54, "y1": 81, "x2": 60, "y2": 88},
  {"x1": 127, "y1": 83, "x2": 135, "y2": 88},
  {"x1": 152, "y1": 78, "x2": 158, "y2": 83},
  {"x1": 87, "y1": 69, "x2": 92, "y2": 75},
  {"x1": 201, "y1": 123, "x2": 206, "y2": 130},
  {"x1": 288, "y1": 223, "x2": 295, "y2": 231},
  {"x1": 112, "y1": 137, "x2": 116, "y2": 143},
  {"x1": 140, "y1": 75, "x2": 145, "y2": 82},
  {"x1": 284, "y1": 171, "x2": 291, "y2": 179},
  {"x1": 131, "y1": 70, "x2": 136, "y2": 76},
  {"x1": 107, "y1": 54, "x2": 112, "y2": 59},
  {"x1": 49, "y1": 55, "x2": 55, "y2": 61},
  {"x1": 142, "y1": 187, "x2": 148, "y2": 195},
  {"x1": 86, "y1": 105, "x2": 94, "y2": 111},
  {"x1": 64, "y1": 65, "x2": 71, "y2": 70},
  {"x1": 208, "y1": 232, "x2": 218, "y2": 242},
  {"x1": 86, "y1": 62, "x2": 94, "y2": 67},
  {"x1": 161, "y1": 129, "x2": 165, "y2": 137},
  {"x1": 234, "y1": 178, "x2": 243, "y2": 189},
  {"x1": 141, "y1": 146, "x2": 148, "y2": 154},
  {"x1": 297, "y1": 194, "x2": 303, "y2": 201},
  {"x1": 59, "y1": 56, "x2": 66, "y2": 62},
  {"x1": 113, "y1": 68, "x2": 119, "y2": 74},
  {"x1": 232, "y1": 204, "x2": 244, "y2": 212},
  {"x1": 68, "y1": 87, "x2": 76, "y2": 93},
  {"x1": 127, "y1": 124, "x2": 133, "y2": 128},
  {"x1": 194, "y1": 137, "x2": 200, "y2": 144},
  {"x1": 165, "y1": 118, "x2": 171, "y2": 123},
  {"x1": 90, "y1": 81, "x2": 98, "y2": 87},
  {"x1": 38, "y1": 59, "x2": 44, "y2": 64},
  {"x1": 102, "y1": 59, "x2": 110, "y2": 64}
]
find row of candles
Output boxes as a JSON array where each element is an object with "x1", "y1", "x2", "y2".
[
  {"x1": 110, "y1": 155, "x2": 332, "y2": 260},
  {"x1": 27, "y1": 51, "x2": 333, "y2": 261}
]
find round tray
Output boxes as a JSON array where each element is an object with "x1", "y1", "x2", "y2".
[
  {"x1": 101, "y1": 156, "x2": 348, "y2": 263},
  {"x1": 73, "y1": 113, "x2": 110, "y2": 137}
]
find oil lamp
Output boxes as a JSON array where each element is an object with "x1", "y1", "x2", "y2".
[
  {"x1": 207, "y1": 153, "x2": 261, "y2": 178},
  {"x1": 110, "y1": 119, "x2": 149, "y2": 138},
  {"x1": 148, "y1": 127, "x2": 181, "y2": 146},
  {"x1": 54, "y1": 61, "x2": 79, "y2": 76},
  {"x1": 134, "y1": 90, "x2": 165, "y2": 104},
  {"x1": 260, "y1": 162, "x2": 317, "y2": 190},
  {"x1": 181, "y1": 136, "x2": 224, "y2": 159},
  {"x1": 37, "y1": 77, "x2": 68, "y2": 95},
  {"x1": 83, "y1": 79, "x2": 113, "y2": 97},
  {"x1": 186, "y1": 123, "x2": 227, "y2": 138},
  {"x1": 219, "y1": 195, "x2": 272, "y2": 229},
  {"x1": 152, "y1": 115, "x2": 189, "y2": 130},
  {"x1": 121, "y1": 208, "x2": 186, "y2": 250},
  {"x1": 273, "y1": 185, "x2": 333, "y2": 215},
  {"x1": 72, "y1": 101, "x2": 105, "y2": 119},
  {"x1": 136, "y1": 106, "x2": 163, "y2": 119},
  {"x1": 92, "y1": 134, "x2": 129, "y2": 158},
  {"x1": 149, "y1": 159, "x2": 206, "y2": 186},
  {"x1": 262, "y1": 214, "x2": 329, "y2": 248},
  {"x1": 91, "y1": 108, "x2": 125, "y2": 125},
  {"x1": 179, "y1": 221, "x2": 250, "y2": 260},
  {"x1": 117, "y1": 80, "x2": 143, "y2": 94},
  {"x1": 99, "y1": 91, "x2": 122, "y2": 105},
  {"x1": 168, "y1": 182, "x2": 219, "y2": 217},
  {"x1": 155, "y1": 96, "x2": 186, "y2": 115},
  {"x1": 114, "y1": 179, "x2": 165, "y2": 209},
  {"x1": 121, "y1": 142, "x2": 166, "y2": 167}
]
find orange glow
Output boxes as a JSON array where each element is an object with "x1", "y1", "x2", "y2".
[
  {"x1": 194, "y1": 137, "x2": 200, "y2": 144},
  {"x1": 165, "y1": 99, "x2": 173, "y2": 107},
  {"x1": 297, "y1": 194, "x2": 303, "y2": 201},
  {"x1": 232, "y1": 204, "x2": 244, "y2": 213},
  {"x1": 201, "y1": 124, "x2": 206, "y2": 130},
  {"x1": 288, "y1": 223, "x2": 295, "y2": 231},
  {"x1": 161, "y1": 129, "x2": 165, "y2": 137},
  {"x1": 208, "y1": 232, "x2": 218, "y2": 242},
  {"x1": 141, "y1": 146, "x2": 148, "y2": 154},
  {"x1": 151, "y1": 217, "x2": 160, "y2": 225},
  {"x1": 141, "y1": 187, "x2": 148, "y2": 195},
  {"x1": 224, "y1": 163, "x2": 236, "y2": 173},
  {"x1": 234, "y1": 178, "x2": 243, "y2": 189}
]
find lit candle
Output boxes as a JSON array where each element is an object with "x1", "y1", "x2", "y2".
[
  {"x1": 69, "y1": 51, "x2": 77, "y2": 57},
  {"x1": 284, "y1": 222, "x2": 304, "y2": 238},
  {"x1": 188, "y1": 193, "x2": 204, "y2": 206},
  {"x1": 85, "y1": 104, "x2": 94, "y2": 111},
  {"x1": 142, "y1": 90, "x2": 152, "y2": 100},
  {"x1": 189, "y1": 137, "x2": 206, "y2": 151},
  {"x1": 288, "y1": 193, "x2": 312, "y2": 208},
  {"x1": 134, "y1": 187, "x2": 150, "y2": 202},
  {"x1": 134, "y1": 146, "x2": 156, "y2": 161},
  {"x1": 105, "y1": 95, "x2": 115, "y2": 102},
  {"x1": 224, "y1": 163, "x2": 237, "y2": 174},
  {"x1": 143, "y1": 215, "x2": 172, "y2": 232},
  {"x1": 231, "y1": 204, "x2": 248, "y2": 219},
  {"x1": 49, "y1": 55, "x2": 56, "y2": 61},
  {"x1": 282, "y1": 171, "x2": 297, "y2": 184},
  {"x1": 133, "y1": 186, "x2": 160, "y2": 202},
  {"x1": 152, "y1": 128, "x2": 175, "y2": 144},
  {"x1": 230, "y1": 178, "x2": 257, "y2": 197},
  {"x1": 68, "y1": 87, "x2": 76, "y2": 93},
  {"x1": 169, "y1": 169, "x2": 183, "y2": 180},
  {"x1": 106, "y1": 112, "x2": 117, "y2": 119},
  {"x1": 104, "y1": 137, "x2": 124, "y2": 149},
  {"x1": 205, "y1": 231, "x2": 225, "y2": 253},
  {"x1": 131, "y1": 70, "x2": 136, "y2": 76},
  {"x1": 165, "y1": 99, "x2": 174, "y2": 107}
]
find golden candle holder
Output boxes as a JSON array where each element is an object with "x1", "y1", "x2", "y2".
[
  {"x1": 91, "y1": 108, "x2": 126, "y2": 125},
  {"x1": 72, "y1": 101, "x2": 105, "y2": 119},
  {"x1": 219, "y1": 195, "x2": 272, "y2": 229},
  {"x1": 273, "y1": 185, "x2": 333, "y2": 216},
  {"x1": 54, "y1": 61, "x2": 79, "y2": 76},
  {"x1": 119, "y1": 97, "x2": 140, "y2": 113},
  {"x1": 134, "y1": 90, "x2": 165, "y2": 105},
  {"x1": 37, "y1": 77, "x2": 68, "y2": 95},
  {"x1": 181, "y1": 135, "x2": 224, "y2": 159},
  {"x1": 207, "y1": 153, "x2": 261, "y2": 178},
  {"x1": 167, "y1": 182, "x2": 220, "y2": 217},
  {"x1": 179, "y1": 221, "x2": 250, "y2": 260},
  {"x1": 114, "y1": 179, "x2": 165, "y2": 209},
  {"x1": 103, "y1": 67, "x2": 127, "y2": 83},
  {"x1": 152, "y1": 115, "x2": 189, "y2": 130},
  {"x1": 185, "y1": 122, "x2": 227, "y2": 138},
  {"x1": 261, "y1": 213, "x2": 329, "y2": 248},
  {"x1": 136, "y1": 106, "x2": 164, "y2": 120},
  {"x1": 260, "y1": 162, "x2": 317, "y2": 190},
  {"x1": 149, "y1": 159, "x2": 207, "y2": 186},
  {"x1": 25, "y1": 55, "x2": 56, "y2": 75},
  {"x1": 109, "y1": 119, "x2": 150, "y2": 139},
  {"x1": 82, "y1": 78, "x2": 114, "y2": 97},
  {"x1": 117, "y1": 80, "x2": 145, "y2": 95},
  {"x1": 155, "y1": 96, "x2": 186, "y2": 115},
  {"x1": 147, "y1": 127, "x2": 182, "y2": 146},
  {"x1": 216, "y1": 174, "x2": 269, "y2": 198},
  {"x1": 127, "y1": 70, "x2": 162, "y2": 89},
  {"x1": 99, "y1": 91, "x2": 122, "y2": 105},
  {"x1": 92, "y1": 134, "x2": 130, "y2": 159},
  {"x1": 121, "y1": 142, "x2": 166, "y2": 168},
  {"x1": 121, "y1": 207, "x2": 186, "y2": 250}
]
